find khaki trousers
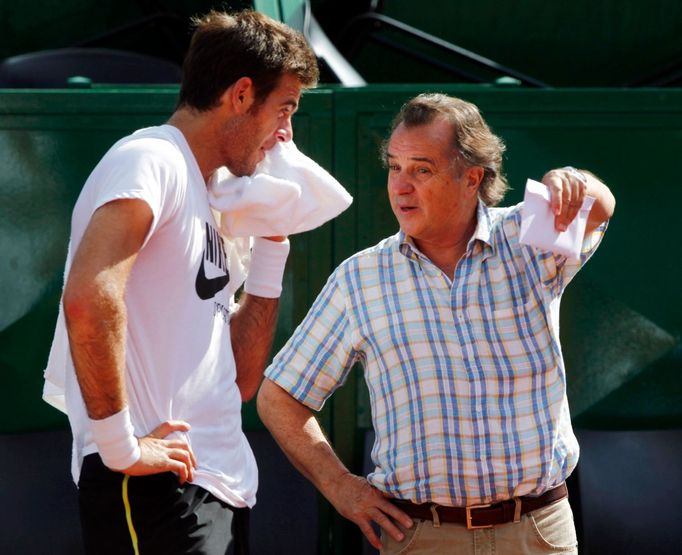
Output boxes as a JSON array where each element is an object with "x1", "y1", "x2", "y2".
[{"x1": 381, "y1": 498, "x2": 577, "y2": 555}]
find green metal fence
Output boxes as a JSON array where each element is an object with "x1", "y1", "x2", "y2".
[{"x1": 1, "y1": 84, "x2": 680, "y2": 553}]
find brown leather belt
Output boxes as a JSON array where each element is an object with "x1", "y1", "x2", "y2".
[{"x1": 390, "y1": 483, "x2": 568, "y2": 529}]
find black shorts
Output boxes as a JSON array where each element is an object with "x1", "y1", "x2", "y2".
[{"x1": 78, "y1": 454, "x2": 249, "y2": 555}]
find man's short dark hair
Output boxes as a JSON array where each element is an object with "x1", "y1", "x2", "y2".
[
  {"x1": 386, "y1": 93, "x2": 509, "y2": 206},
  {"x1": 177, "y1": 10, "x2": 319, "y2": 111}
]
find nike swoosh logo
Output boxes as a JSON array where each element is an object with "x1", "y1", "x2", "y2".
[{"x1": 195, "y1": 257, "x2": 230, "y2": 300}]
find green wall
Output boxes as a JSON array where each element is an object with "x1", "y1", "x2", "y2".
[
  {"x1": 1, "y1": 83, "x2": 680, "y2": 555},
  {"x1": 1, "y1": 85, "x2": 680, "y2": 439}
]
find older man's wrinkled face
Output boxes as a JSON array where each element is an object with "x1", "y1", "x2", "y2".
[{"x1": 386, "y1": 120, "x2": 479, "y2": 250}]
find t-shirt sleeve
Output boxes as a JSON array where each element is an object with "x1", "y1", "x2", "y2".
[
  {"x1": 86, "y1": 136, "x2": 182, "y2": 248},
  {"x1": 265, "y1": 269, "x2": 359, "y2": 411}
]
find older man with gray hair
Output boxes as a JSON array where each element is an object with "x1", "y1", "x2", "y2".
[{"x1": 258, "y1": 93, "x2": 615, "y2": 554}]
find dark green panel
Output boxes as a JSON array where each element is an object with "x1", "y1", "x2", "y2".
[
  {"x1": 3, "y1": 85, "x2": 681, "y2": 437},
  {"x1": 573, "y1": 349, "x2": 682, "y2": 429},
  {"x1": 2, "y1": 82, "x2": 682, "y2": 554}
]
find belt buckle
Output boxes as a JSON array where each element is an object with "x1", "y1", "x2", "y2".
[{"x1": 466, "y1": 503, "x2": 493, "y2": 530}]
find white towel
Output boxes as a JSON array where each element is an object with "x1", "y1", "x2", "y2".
[
  {"x1": 519, "y1": 178, "x2": 595, "y2": 260},
  {"x1": 208, "y1": 140, "x2": 353, "y2": 238}
]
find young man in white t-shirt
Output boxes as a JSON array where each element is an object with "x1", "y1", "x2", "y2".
[{"x1": 43, "y1": 10, "x2": 318, "y2": 555}]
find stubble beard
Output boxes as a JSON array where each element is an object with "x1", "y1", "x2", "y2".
[{"x1": 221, "y1": 113, "x2": 260, "y2": 177}]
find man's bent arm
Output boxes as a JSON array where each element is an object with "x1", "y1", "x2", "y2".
[
  {"x1": 63, "y1": 199, "x2": 196, "y2": 480},
  {"x1": 230, "y1": 236, "x2": 290, "y2": 402},
  {"x1": 582, "y1": 170, "x2": 616, "y2": 232},
  {"x1": 543, "y1": 168, "x2": 615, "y2": 233},
  {"x1": 63, "y1": 199, "x2": 151, "y2": 419},
  {"x1": 257, "y1": 378, "x2": 413, "y2": 550}
]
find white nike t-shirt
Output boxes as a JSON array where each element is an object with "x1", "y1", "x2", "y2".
[{"x1": 43, "y1": 125, "x2": 257, "y2": 507}]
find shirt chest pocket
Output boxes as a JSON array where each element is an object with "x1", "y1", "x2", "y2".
[
  {"x1": 469, "y1": 298, "x2": 553, "y2": 378},
  {"x1": 468, "y1": 264, "x2": 548, "y2": 345},
  {"x1": 488, "y1": 299, "x2": 546, "y2": 339},
  {"x1": 475, "y1": 250, "x2": 543, "y2": 319}
]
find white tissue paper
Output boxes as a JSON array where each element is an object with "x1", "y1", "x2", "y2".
[
  {"x1": 519, "y1": 178, "x2": 595, "y2": 260},
  {"x1": 208, "y1": 140, "x2": 353, "y2": 238}
]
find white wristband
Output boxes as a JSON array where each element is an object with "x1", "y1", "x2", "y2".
[
  {"x1": 89, "y1": 406, "x2": 141, "y2": 471},
  {"x1": 244, "y1": 237, "x2": 291, "y2": 298}
]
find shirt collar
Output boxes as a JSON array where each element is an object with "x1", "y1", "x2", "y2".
[
  {"x1": 398, "y1": 199, "x2": 495, "y2": 260},
  {"x1": 398, "y1": 231, "x2": 419, "y2": 259},
  {"x1": 472, "y1": 200, "x2": 494, "y2": 249}
]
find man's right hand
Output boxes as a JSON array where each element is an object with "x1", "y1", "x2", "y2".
[
  {"x1": 124, "y1": 420, "x2": 198, "y2": 484},
  {"x1": 328, "y1": 472, "x2": 413, "y2": 551}
]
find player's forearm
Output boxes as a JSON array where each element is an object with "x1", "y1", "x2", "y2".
[
  {"x1": 231, "y1": 237, "x2": 290, "y2": 401},
  {"x1": 62, "y1": 198, "x2": 150, "y2": 427},
  {"x1": 230, "y1": 293, "x2": 280, "y2": 401},
  {"x1": 63, "y1": 279, "x2": 128, "y2": 419}
]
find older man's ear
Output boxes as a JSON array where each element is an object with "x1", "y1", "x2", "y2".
[{"x1": 464, "y1": 166, "x2": 485, "y2": 197}]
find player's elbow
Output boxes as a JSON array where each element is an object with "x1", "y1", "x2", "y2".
[
  {"x1": 62, "y1": 281, "x2": 95, "y2": 330},
  {"x1": 63, "y1": 275, "x2": 122, "y2": 335},
  {"x1": 238, "y1": 376, "x2": 261, "y2": 403}
]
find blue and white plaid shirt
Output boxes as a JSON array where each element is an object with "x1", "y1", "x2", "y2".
[{"x1": 266, "y1": 201, "x2": 606, "y2": 506}]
